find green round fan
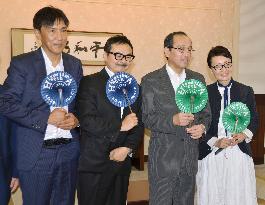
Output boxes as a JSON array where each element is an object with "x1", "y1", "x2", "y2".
[
  {"x1": 175, "y1": 79, "x2": 208, "y2": 113},
  {"x1": 222, "y1": 102, "x2": 250, "y2": 134}
]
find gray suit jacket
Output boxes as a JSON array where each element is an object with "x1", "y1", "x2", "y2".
[{"x1": 141, "y1": 65, "x2": 211, "y2": 177}]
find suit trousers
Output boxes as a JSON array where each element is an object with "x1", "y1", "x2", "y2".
[
  {"x1": 0, "y1": 160, "x2": 12, "y2": 205},
  {"x1": 19, "y1": 140, "x2": 79, "y2": 205},
  {"x1": 77, "y1": 170, "x2": 130, "y2": 205},
  {"x1": 149, "y1": 169, "x2": 196, "y2": 205}
]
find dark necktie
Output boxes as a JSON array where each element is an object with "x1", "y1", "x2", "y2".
[
  {"x1": 215, "y1": 80, "x2": 233, "y2": 155},
  {"x1": 217, "y1": 80, "x2": 233, "y2": 136}
]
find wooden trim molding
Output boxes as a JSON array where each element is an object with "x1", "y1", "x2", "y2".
[{"x1": 128, "y1": 201, "x2": 148, "y2": 205}]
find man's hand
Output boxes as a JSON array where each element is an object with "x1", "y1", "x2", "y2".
[
  {"x1": 109, "y1": 147, "x2": 131, "y2": 162},
  {"x1": 48, "y1": 108, "x2": 67, "y2": 126},
  {"x1": 57, "y1": 113, "x2": 79, "y2": 130},
  {"x1": 186, "y1": 124, "x2": 205, "y2": 139},
  {"x1": 230, "y1": 133, "x2": 247, "y2": 146},
  {"x1": 214, "y1": 138, "x2": 232, "y2": 148},
  {"x1": 173, "y1": 113, "x2": 194, "y2": 126},
  {"x1": 120, "y1": 113, "x2": 138, "y2": 131},
  {"x1": 10, "y1": 178, "x2": 19, "y2": 193}
]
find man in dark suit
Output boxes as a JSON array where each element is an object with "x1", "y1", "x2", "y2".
[
  {"x1": 0, "y1": 85, "x2": 19, "y2": 205},
  {"x1": 76, "y1": 35, "x2": 144, "y2": 205},
  {"x1": 0, "y1": 7, "x2": 83, "y2": 205},
  {"x1": 141, "y1": 32, "x2": 211, "y2": 205}
]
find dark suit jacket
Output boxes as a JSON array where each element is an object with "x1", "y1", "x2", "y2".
[
  {"x1": 0, "y1": 48, "x2": 83, "y2": 171},
  {"x1": 141, "y1": 66, "x2": 211, "y2": 177},
  {"x1": 76, "y1": 68, "x2": 144, "y2": 175},
  {"x1": 0, "y1": 85, "x2": 18, "y2": 204},
  {"x1": 199, "y1": 80, "x2": 259, "y2": 160}
]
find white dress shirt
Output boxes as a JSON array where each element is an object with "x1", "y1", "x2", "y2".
[
  {"x1": 166, "y1": 64, "x2": 186, "y2": 93},
  {"x1": 41, "y1": 48, "x2": 72, "y2": 140}
]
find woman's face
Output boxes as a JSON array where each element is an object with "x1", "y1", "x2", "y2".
[{"x1": 210, "y1": 56, "x2": 233, "y2": 86}]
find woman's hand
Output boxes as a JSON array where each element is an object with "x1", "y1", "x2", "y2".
[
  {"x1": 214, "y1": 138, "x2": 232, "y2": 148},
  {"x1": 230, "y1": 133, "x2": 247, "y2": 146}
]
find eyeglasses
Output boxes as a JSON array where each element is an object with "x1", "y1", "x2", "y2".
[
  {"x1": 108, "y1": 52, "x2": 135, "y2": 62},
  {"x1": 211, "y1": 61, "x2": 232, "y2": 71},
  {"x1": 169, "y1": 46, "x2": 195, "y2": 54}
]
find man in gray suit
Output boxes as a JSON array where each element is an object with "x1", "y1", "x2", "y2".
[{"x1": 141, "y1": 31, "x2": 211, "y2": 205}]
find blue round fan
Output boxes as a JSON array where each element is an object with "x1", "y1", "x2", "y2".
[
  {"x1": 41, "y1": 71, "x2": 77, "y2": 107},
  {"x1": 106, "y1": 72, "x2": 139, "y2": 108}
]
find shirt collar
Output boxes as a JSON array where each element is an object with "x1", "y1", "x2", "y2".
[
  {"x1": 41, "y1": 47, "x2": 63, "y2": 69},
  {"x1": 105, "y1": 66, "x2": 115, "y2": 77},
  {"x1": 166, "y1": 63, "x2": 186, "y2": 79},
  {"x1": 216, "y1": 79, "x2": 233, "y2": 89}
]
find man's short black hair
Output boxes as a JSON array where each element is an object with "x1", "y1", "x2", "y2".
[
  {"x1": 207, "y1": 46, "x2": 232, "y2": 68},
  {"x1": 164, "y1": 31, "x2": 188, "y2": 48},
  {"x1": 104, "y1": 35, "x2": 133, "y2": 54},
  {"x1": 33, "y1": 6, "x2": 69, "y2": 30}
]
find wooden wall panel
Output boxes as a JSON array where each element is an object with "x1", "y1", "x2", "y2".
[{"x1": 251, "y1": 94, "x2": 265, "y2": 164}]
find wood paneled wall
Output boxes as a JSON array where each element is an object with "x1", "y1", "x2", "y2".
[{"x1": 251, "y1": 94, "x2": 265, "y2": 164}]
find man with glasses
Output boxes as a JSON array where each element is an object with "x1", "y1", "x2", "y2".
[
  {"x1": 141, "y1": 31, "x2": 211, "y2": 205},
  {"x1": 76, "y1": 35, "x2": 144, "y2": 205}
]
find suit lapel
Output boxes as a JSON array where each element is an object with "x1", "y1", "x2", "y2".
[
  {"x1": 159, "y1": 66, "x2": 180, "y2": 113},
  {"x1": 185, "y1": 69, "x2": 193, "y2": 80},
  {"x1": 230, "y1": 81, "x2": 241, "y2": 102},
  {"x1": 160, "y1": 66, "x2": 176, "y2": 97},
  {"x1": 62, "y1": 53, "x2": 75, "y2": 111},
  {"x1": 29, "y1": 49, "x2": 49, "y2": 110},
  {"x1": 34, "y1": 48, "x2": 47, "y2": 84},
  {"x1": 100, "y1": 68, "x2": 121, "y2": 120},
  {"x1": 62, "y1": 53, "x2": 72, "y2": 75},
  {"x1": 209, "y1": 82, "x2": 222, "y2": 117}
]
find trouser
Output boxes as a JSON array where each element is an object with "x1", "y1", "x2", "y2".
[
  {"x1": 77, "y1": 164, "x2": 130, "y2": 205},
  {"x1": 149, "y1": 169, "x2": 196, "y2": 205},
  {"x1": 0, "y1": 160, "x2": 12, "y2": 205},
  {"x1": 19, "y1": 140, "x2": 79, "y2": 205}
]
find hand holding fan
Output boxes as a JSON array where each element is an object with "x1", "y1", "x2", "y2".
[{"x1": 215, "y1": 102, "x2": 251, "y2": 155}]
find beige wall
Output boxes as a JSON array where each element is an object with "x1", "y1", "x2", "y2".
[
  {"x1": 0, "y1": 0, "x2": 239, "y2": 84},
  {"x1": 239, "y1": 0, "x2": 265, "y2": 94}
]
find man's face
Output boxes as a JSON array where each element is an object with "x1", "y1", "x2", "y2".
[
  {"x1": 164, "y1": 35, "x2": 192, "y2": 72},
  {"x1": 35, "y1": 20, "x2": 68, "y2": 58},
  {"x1": 104, "y1": 43, "x2": 134, "y2": 73},
  {"x1": 210, "y1": 56, "x2": 233, "y2": 85}
]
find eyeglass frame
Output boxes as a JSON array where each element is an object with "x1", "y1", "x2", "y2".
[
  {"x1": 211, "y1": 61, "x2": 232, "y2": 71},
  {"x1": 107, "y1": 51, "x2": 135, "y2": 62},
  {"x1": 168, "y1": 46, "x2": 195, "y2": 54}
]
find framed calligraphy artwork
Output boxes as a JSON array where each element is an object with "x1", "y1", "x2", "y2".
[{"x1": 11, "y1": 28, "x2": 122, "y2": 66}]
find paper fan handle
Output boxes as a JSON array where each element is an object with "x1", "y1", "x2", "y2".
[
  {"x1": 58, "y1": 88, "x2": 63, "y2": 107},
  {"x1": 215, "y1": 148, "x2": 224, "y2": 155},
  {"x1": 233, "y1": 117, "x2": 238, "y2": 133},
  {"x1": 122, "y1": 88, "x2": 133, "y2": 113},
  {"x1": 189, "y1": 95, "x2": 195, "y2": 127}
]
